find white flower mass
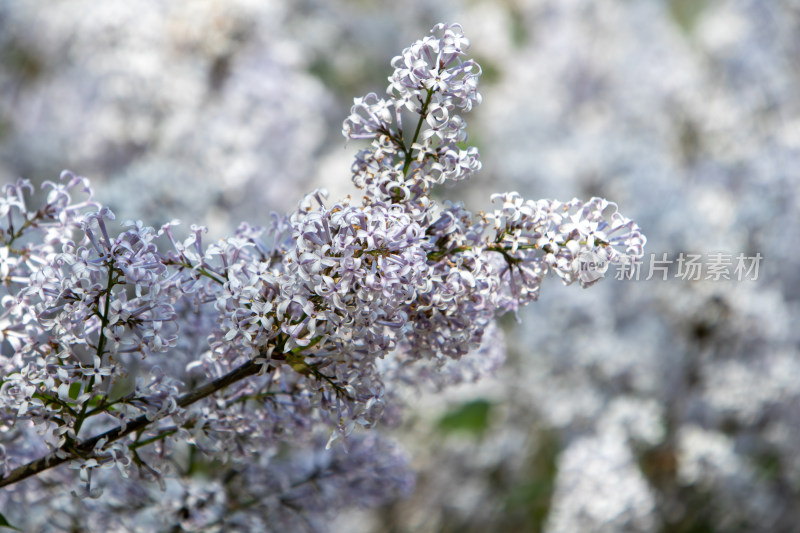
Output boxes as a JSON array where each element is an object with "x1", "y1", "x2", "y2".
[{"x1": 0, "y1": 1, "x2": 798, "y2": 532}]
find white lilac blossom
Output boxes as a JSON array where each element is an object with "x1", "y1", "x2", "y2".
[
  {"x1": 0, "y1": 432, "x2": 411, "y2": 533},
  {"x1": 457, "y1": 2, "x2": 799, "y2": 529},
  {"x1": 344, "y1": 23, "x2": 483, "y2": 210},
  {"x1": 0, "y1": 23, "x2": 646, "y2": 530},
  {"x1": 545, "y1": 432, "x2": 658, "y2": 533},
  {"x1": 2, "y1": 2, "x2": 794, "y2": 531},
  {"x1": 381, "y1": 320, "x2": 507, "y2": 396},
  {"x1": 228, "y1": 433, "x2": 414, "y2": 532}
]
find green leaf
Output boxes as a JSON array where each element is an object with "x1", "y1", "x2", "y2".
[
  {"x1": 437, "y1": 399, "x2": 492, "y2": 436},
  {"x1": 668, "y1": 0, "x2": 710, "y2": 33},
  {"x1": 68, "y1": 381, "x2": 81, "y2": 401},
  {"x1": 0, "y1": 512, "x2": 22, "y2": 531}
]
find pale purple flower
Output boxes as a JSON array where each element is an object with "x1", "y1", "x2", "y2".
[{"x1": 0, "y1": 23, "x2": 648, "y2": 533}]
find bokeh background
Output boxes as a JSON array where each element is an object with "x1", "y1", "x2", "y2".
[{"x1": 1, "y1": 0, "x2": 798, "y2": 531}]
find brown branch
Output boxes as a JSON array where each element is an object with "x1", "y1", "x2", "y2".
[{"x1": 0, "y1": 357, "x2": 267, "y2": 489}]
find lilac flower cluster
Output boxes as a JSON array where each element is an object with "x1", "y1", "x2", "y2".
[
  {"x1": 345, "y1": 23, "x2": 482, "y2": 206},
  {"x1": 0, "y1": 431, "x2": 411, "y2": 532},
  {"x1": 0, "y1": 23, "x2": 645, "y2": 529}
]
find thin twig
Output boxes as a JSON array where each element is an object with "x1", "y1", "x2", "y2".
[{"x1": 0, "y1": 357, "x2": 268, "y2": 489}]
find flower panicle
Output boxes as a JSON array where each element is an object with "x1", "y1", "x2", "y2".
[{"x1": 0, "y1": 24, "x2": 645, "y2": 527}]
